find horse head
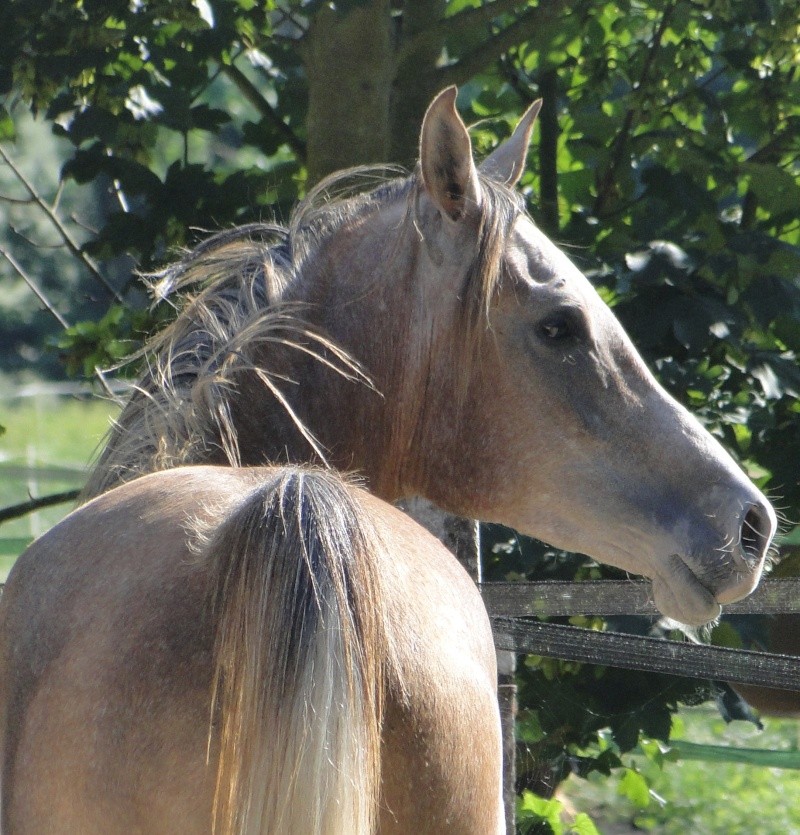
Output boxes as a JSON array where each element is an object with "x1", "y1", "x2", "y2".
[{"x1": 401, "y1": 87, "x2": 775, "y2": 626}]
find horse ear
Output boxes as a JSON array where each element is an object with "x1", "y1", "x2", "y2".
[
  {"x1": 419, "y1": 86, "x2": 481, "y2": 222},
  {"x1": 479, "y1": 99, "x2": 542, "y2": 187}
]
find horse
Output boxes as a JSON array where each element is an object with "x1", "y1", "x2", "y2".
[{"x1": 0, "y1": 86, "x2": 777, "y2": 833}]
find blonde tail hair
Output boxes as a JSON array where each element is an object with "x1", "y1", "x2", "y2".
[{"x1": 206, "y1": 468, "x2": 386, "y2": 834}]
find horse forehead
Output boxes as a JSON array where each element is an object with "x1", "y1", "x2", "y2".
[{"x1": 507, "y1": 216, "x2": 601, "y2": 304}]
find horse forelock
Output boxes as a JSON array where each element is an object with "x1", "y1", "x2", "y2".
[{"x1": 470, "y1": 173, "x2": 526, "y2": 320}]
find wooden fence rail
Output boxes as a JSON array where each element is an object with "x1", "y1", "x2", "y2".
[
  {"x1": 482, "y1": 578, "x2": 800, "y2": 690},
  {"x1": 491, "y1": 619, "x2": 800, "y2": 690},
  {"x1": 482, "y1": 577, "x2": 800, "y2": 617}
]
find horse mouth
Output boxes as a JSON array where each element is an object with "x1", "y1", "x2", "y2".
[
  {"x1": 714, "y1": 563, "x2": 763, "y2": 605},
  {"x1": 651, "y1": 554, "x2": 722, "y2": 627}
]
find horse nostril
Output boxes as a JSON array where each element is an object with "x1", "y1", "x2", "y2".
[{"x1": 740, "y1": 504, "x2": 772, "y2": 565}]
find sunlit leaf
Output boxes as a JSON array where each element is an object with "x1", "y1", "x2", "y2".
[{"x1": 618, "y1": 769, "x2": 651, "y2": 808}]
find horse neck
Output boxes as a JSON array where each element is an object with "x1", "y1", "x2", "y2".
[{"x1": 237, "y1": 204, "x2": 468, "y2": 503}]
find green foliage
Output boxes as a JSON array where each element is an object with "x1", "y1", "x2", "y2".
[
  {"x1": 518, "y1": 790, "x2": 601, "y2": 835},
  {"x1": 1, "y1": 0, "x2": 304, "y2": 271},
  {"x1": 617, "y1": 767, "x2": 651, "y2": 808},
  {"x1": 512, "y1": 618, "x2": 713, "y2": 793},
  {"x1": 53, "y1": 304, "x2": 161, "y2": 378},
  {"x1": 566, "y1": 708, "x2": 800, "y2": 833}
]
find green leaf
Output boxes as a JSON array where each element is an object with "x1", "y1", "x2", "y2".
[
  {"x1": 618, "y1": 768, "x2": 651, "y2": 808},
  {"x1": 570, "y1": 813, "x2": 601, "y2": 835},
  {"x1": 743, "y1": 162, "x2": 800, "y2": 217},
  {"x1": 710, "y1": 621, "x2": 744, "y2": 649},
  {"x1": 638, "y1": 737, "x2": 667, "y2": 767},
  {"x1": 188, "y1": 104, "x2": 231, "y2": 131},
  {"x1": 518, "y1": 791, "x2": 564, "y2": 834}
]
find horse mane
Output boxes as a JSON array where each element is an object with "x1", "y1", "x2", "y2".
[{"x1": 83, "y1": 166, "x2": 522, "y2": 500}]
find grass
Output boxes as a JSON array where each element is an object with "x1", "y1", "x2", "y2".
[
  {"x1": 0, "y1": 394, "x2": 118, "y2": 578},
  {"x1": 563, "y1": 706, "x2": 800, "y2": 834}
]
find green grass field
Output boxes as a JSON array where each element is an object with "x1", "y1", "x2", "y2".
[{"x1": 0, "y1": 394, "x2": 118, "y2": 579}]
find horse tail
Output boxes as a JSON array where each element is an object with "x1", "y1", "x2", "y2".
[{"x1": 207, "y1": 467, "x2": 387, "y2": 835}]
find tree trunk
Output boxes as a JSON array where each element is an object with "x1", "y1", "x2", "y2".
[
  {"x1": 538, "y1": 69, "x2": 560, "y2": 233},
  {"x1": 303, "y1": 1, "x2": 394, "y2": 183},
  {"x1": 303, "y1": 7, "x2": 514, "y2": 828}
]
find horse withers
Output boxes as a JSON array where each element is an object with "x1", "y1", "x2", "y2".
[{"x1": 0, "y1": 87, "x2": 777, "y2": 833}]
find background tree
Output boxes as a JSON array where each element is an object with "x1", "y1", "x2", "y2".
[{"x1": 2, "y1": 0, "x2": 799, "y2": 824}]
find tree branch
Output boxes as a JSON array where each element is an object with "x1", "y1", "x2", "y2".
[
  {"x1": 746, "y1": 125, "x2": 800, "y2": 164},
  {"x1": 0, "y1": 247, "x2": 127, "y2": 401},
  {"x1": 0, "y1": 489, "x2": 80, "y2": 524},
  {"x1": 0, "y1": 144, "x2": 124, "y2": 303},
  {"x1": 498, "y1": 56, "x2": 559, "y2": 229},
  {"x1": 222, "y1": 63, "x2": 307, "y2": 159},
  {"x1": 592, "y1": 2, "x2": 675, "y2": 217},
  {"x1": 0, "y1": 246, "x2": 70, "y2": 329},
  {"x1": 538, "y1": 70, "x2": 560, "y2": 232},
  {"x1": 396, "y1": 0, "x2": 523, "y2": 66}
]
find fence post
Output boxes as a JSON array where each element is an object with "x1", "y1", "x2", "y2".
[
  {"x1": 399, "y1": 498, "x2": 480, "y2": 579},
  {"x1": 497, "y1": 649, "x2": 517, "y2": 834}
]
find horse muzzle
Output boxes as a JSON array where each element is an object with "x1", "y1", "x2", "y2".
[
  {"x1": 650, "y1": 492, "x2": 776, "y2": 626},
  {"x1": 712, "y1": 499, "x2": 776, "y2": 604},
  {"x1": 682, "y1": 494, "x2": 776, "y2": 612}
]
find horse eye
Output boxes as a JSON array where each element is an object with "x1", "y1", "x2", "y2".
[{"x1": 537, "y1": 314, "x2": 576, "y2": 343}]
